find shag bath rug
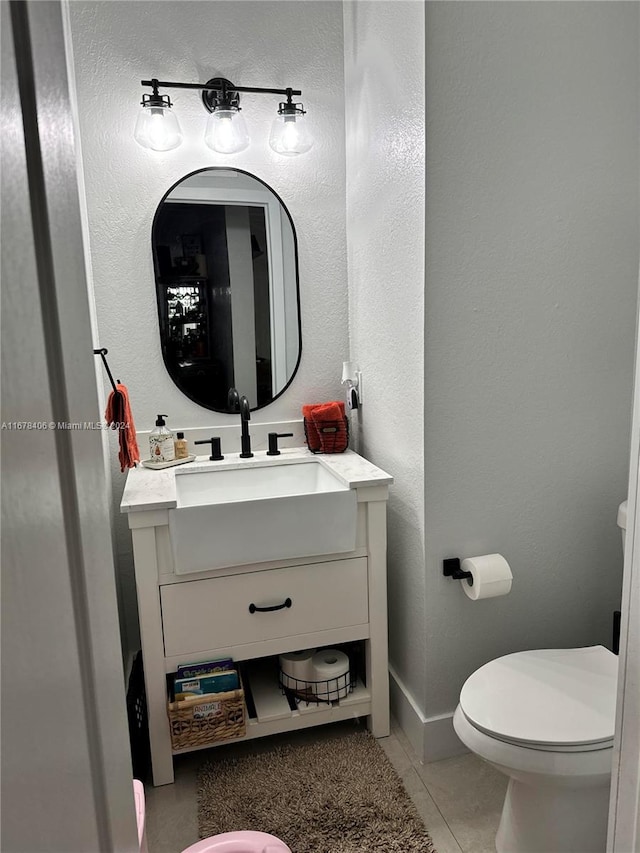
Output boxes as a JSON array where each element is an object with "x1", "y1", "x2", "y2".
[{"x1": 198, "y1": 729, "x2": 437, "y2": 852}]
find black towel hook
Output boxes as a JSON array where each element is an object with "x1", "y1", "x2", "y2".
[{"x1": 93, "y1": 348, "x2": 121, "y2": 393}]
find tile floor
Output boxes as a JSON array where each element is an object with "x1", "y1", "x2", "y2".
[{"x1": 144, "y1": 717, "x2": 507, "y2": 852}]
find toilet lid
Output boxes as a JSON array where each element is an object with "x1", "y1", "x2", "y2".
[{"x1": 460, "y1": 646, "x2": 617, "y2": 749}]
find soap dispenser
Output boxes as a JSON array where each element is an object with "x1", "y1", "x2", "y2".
[{"x1": 149, "y1": 414, "x2": 175, "y2": 462}]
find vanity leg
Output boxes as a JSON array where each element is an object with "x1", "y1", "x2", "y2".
[
  {"x1": 131, "y1": 526, "x2": 175, "y2": 785},
  {"x1": 365, "y1": 499, "x2": 390, "y2": 737}
]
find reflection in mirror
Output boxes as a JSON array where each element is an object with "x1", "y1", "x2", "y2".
[{"x1": 152, "y1": 168, "x2": 301, "y2": 411}]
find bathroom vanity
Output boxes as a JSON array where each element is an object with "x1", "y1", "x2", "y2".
[{"x1": 122, "y1": 447, "x2": 393, "y2": 785}]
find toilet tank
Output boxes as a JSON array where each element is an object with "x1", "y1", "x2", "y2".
[{"x1": 618, "y1": 501, "x2": 628, "y2": 554}]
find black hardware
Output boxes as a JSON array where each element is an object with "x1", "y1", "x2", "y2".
[
  {"x1": 228, "y1": 387, "x2": 253, "y2": 458},
  {"x1": 194, "y1": 437, "x2": 224, "y2": 461},
  {"x1": 613, "y1": 610, "x2": 621, "y2": 655},
  {"x1": 93, "y1": 348, "x2": 120, "y2": 393},
  {"x1": 201, "y1": 78, "x2": 241, "y2": 113},
  {"x1": 249, "y1": 597, "x2": 292, "y2": 614},
  {"x1": 267, "y1": 432, "x2": 294, "y2": 456},
  {"x1": 141, "y1": 78, "x2": 302, "y2": 99},
  {"x1": 140, "y1": 79, "x2": 172, "y2": 109},
  {"x1": 276, "y1": 88, "x2": 307, "y2": 117},
  {"x1": 443, "y1": 558, "x2": 473, "y2": 584},
  {"x1": 140, "y1": 78, "x2": 307, "y2": 127}
]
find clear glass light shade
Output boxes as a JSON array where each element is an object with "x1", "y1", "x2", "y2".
[
  {"x1": 269, "y1": 112, "x2": 314, "y2": 156},
  {"x1": 204, "y1": 109, "x2": 250, "y2": 154},
  {"x1": 134, "y1": 104, "x2": 183, "y2": 151}
]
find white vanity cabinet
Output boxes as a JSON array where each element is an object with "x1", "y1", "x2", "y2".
[{"x1": 122, "y1": 449, "x2": 392, "y2": 786}]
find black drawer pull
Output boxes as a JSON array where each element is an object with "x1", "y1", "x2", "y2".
[{"x1": 248, "y1": 597, "x2": 292, "y2": 614}]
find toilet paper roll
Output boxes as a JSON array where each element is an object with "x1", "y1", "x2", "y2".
[
  {"x1": 310, "y1": 649, "x2": 350, "y2": 702},
  {"x1": 279, "y1": 649, "x2": 317, "y2": 689},
  {"x1": 460, "y1": 553, "x2": 512, "y2": 600}
]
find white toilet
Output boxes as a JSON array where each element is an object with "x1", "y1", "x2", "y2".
[{"x1": 453, "y1": 502, "x2": 626, "y2": 853}]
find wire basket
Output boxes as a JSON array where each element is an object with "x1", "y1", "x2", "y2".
[
  {"x1": 303, "y1": 416, "x2": 349, "y2": 454},
  {"x1": 278, "y1": 668, "x2": 355, "y2": 706}
]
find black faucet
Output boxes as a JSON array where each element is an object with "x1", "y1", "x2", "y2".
[
  {"x1": 228, "y1": 387, "x2": 253, "y2": 458},
  {"x1": 194, "y1": 436, "x2": 224, "y2": 461}
]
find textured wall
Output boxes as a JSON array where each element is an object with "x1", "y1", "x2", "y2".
[
  {"x1": 69, "y1": 0, "x2": 639, "y2": 728},
  {"x1": 423, "y1": 2, "x2": 639, "y2": 717},
  {"x1": 68, "y1": 0, "x2": 349, "y2": 655},
  {"x1": 343, "y1": 1, "x2": 426, "y2": 706}
]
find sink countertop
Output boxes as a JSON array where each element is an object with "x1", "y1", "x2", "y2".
[{"x1": 120, "y1": 447, "x2": 393, "y2": 513}]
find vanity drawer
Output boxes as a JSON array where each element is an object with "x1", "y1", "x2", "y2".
[{"x1": 161, "y1": 557, "x2": 368, "y2": 658}]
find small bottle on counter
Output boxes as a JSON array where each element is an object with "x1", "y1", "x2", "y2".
[
  {"x1": 174, "y1": 431, "x2": 189, "y2": 459},
  {"x1": 149, "y1": 414, "x2": 175, "y2": 462}
]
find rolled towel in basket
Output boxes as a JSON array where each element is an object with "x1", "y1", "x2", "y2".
[
  {"x1": 311, "y1": 401, "x2": 348, "y2": 453},
  {"x1": 302, "y1": 403, "x2": 323, "y2": 451}
]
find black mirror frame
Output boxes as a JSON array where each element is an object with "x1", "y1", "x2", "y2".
[{"x1": 151, "y1": 166, "x2": 303, "y2": 413}]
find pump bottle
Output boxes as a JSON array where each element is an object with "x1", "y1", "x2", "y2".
[
  {"x1": 149, "y1": 414, "x2": 175, "y2": 462},
  {"x1": 174, "y1": 431, "x2": 189, "y2": 459}
]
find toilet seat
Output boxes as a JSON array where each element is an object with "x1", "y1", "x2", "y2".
[{"x1": 459, "y1": 645, "x2": 617, "y2": 751}]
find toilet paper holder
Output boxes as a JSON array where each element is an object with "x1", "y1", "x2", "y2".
[{"x1": 443, "y1": 558, "x2": 473, "y2": 584}]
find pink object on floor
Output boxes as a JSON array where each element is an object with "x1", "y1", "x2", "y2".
[
  {"x1": 180, "y1": 831, "x2": 292, "y2": 853},
  {"x1": 133, "y1": 780, "x2": 148, "y2": 853}
]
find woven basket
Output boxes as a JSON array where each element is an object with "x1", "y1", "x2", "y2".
[{"x1": 167, "y1": 684, "x2": 246, "y2": 750}]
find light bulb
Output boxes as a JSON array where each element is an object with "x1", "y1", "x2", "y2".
[
  {"x1": 204, "y1": 109, "x2": 249, "y2": 154},
  {"x1": 134, "y1": 103, "x2": 182, "y2": 151},
  {"x1": 269, "y1": 111, "x2": 313, "y2": 157}
]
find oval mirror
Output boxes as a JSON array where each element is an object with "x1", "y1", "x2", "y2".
[{"x1": 152, "y1": 168, "x2": 301, "y2": 412}]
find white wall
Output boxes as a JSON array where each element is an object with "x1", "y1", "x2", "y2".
[
  {"x1": 344, "y1": 0, "x2": 638, "y2": 757},
  {"x1": 2, "y1": 3, "x2": 137, "y2": 848},
  {"x1": 423, "y1": 2, "x2": 639, "y2": 720},
  {"x1": 68, "y1": 0, "x2": 349, "y2": 657},
  {"x1": 68, "y1": 0, "x2": 639, "y2": 758},
  {"x1": 343, "y1": 0, "x2": 426, "y2": 707}
]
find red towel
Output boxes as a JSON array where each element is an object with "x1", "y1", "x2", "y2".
[
  {"x1": 311, "y1": 401, "x2": 345, "y2": 421},
  {"x1": 104, "y1": 383, "x2": 140, "y2": 472},
  {"x1": 302, "y1": 403, "x2": 324, "y2": 451},
  {"x1": 309, "y1": 401, "x2": 348, "y2": 453}
]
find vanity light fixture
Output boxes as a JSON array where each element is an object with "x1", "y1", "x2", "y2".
[
  {"x1": 134, "y1": 82, "x2": 183, "y2": 151},
  {"x1": 203, "y1": 80, "x2": 249, "y2": 154},
  {"x1": 269, "y1": 93, "x2": 313, "y2": 156},
  {"x1": 135, "y1": 77, "x2": 313, "y2": 156}
]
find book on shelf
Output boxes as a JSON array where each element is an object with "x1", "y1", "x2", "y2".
[
  {"x1": 176, "y1": 657, "x2": 235, "y2": 679},
  {"x1": 173, "y1": 669, "x2": 240, "y2": 701}
]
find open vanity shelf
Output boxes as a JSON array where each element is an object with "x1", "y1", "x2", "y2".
[
  {"x1": 170, "y1": 652, "x2": 371, "y2": 756},
  {"x1": 122, "y1": 448, "x2": 393, "y2": 786}
]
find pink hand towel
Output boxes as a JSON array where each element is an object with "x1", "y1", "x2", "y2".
[{"x1": 104, "y1": 383, "x2": 140, "y2": 471}]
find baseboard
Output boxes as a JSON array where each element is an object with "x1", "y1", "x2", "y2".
[
  {"x1": 389, "y1": 665, "x2": 468, "y2": 763},
  {"x1": 422, "y1": 710, "x2": 469, "y2": 763},
  {"x1": 389, "y1": 664, "x2": 428, "y2": 758}
]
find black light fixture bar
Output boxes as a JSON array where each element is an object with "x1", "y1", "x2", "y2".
[
  {"x1": 141, "y1": 79, "x2": 302, "y2": 97},
  {"x1": 135, "y1": 76, "x2": 312, "y2": 154}
]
